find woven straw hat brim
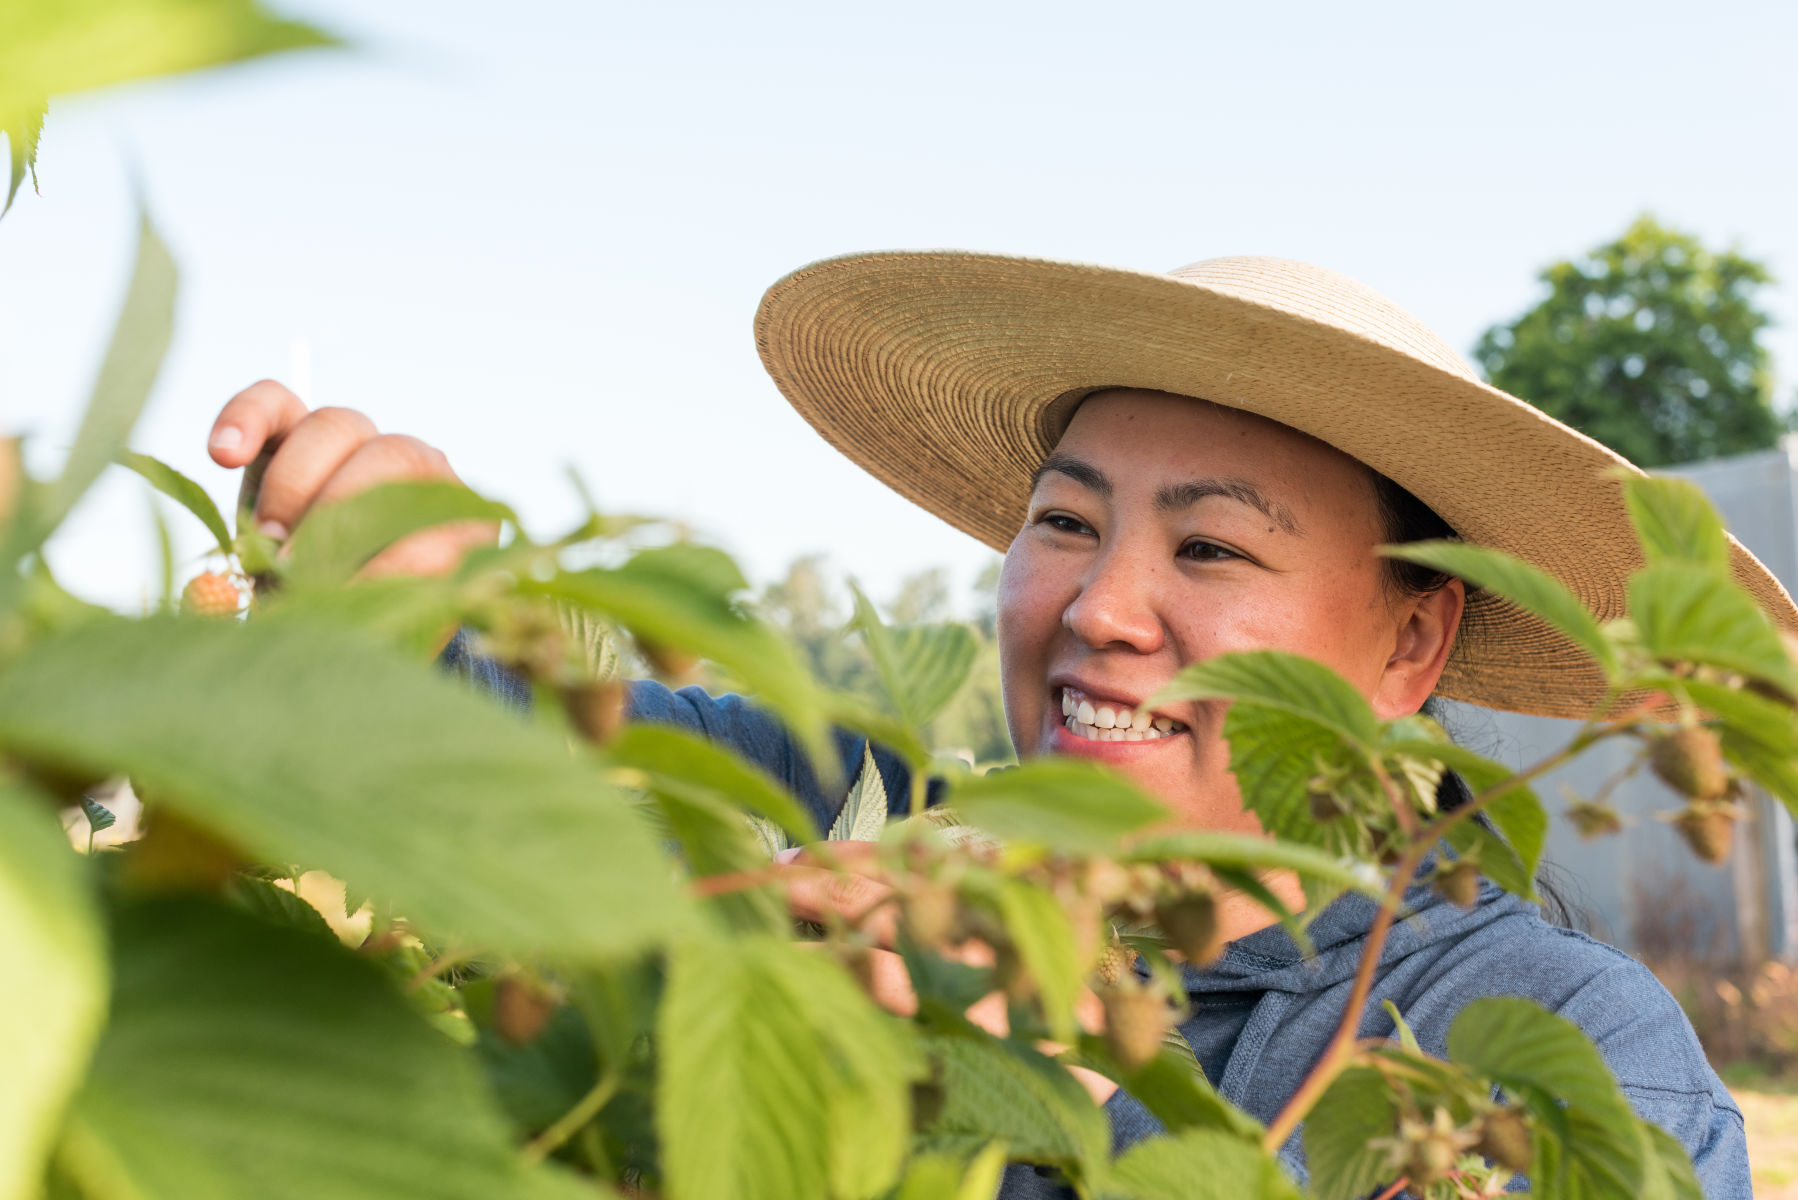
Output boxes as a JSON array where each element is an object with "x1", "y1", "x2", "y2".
[{"x1": 754, "y1": 250, "x2": 1798, "y2": 720}]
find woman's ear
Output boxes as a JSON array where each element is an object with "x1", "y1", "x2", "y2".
[{"x1": 1372, "y1": 578, "x2": 1465, "y2": 721}]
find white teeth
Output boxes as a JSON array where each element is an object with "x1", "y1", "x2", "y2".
[{"x1": 1060, "y1": 687, "x2": 1186, "y2": 741}]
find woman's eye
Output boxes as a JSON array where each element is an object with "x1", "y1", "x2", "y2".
[
  {"x1": 1040, "y1": 513, "x2": 1093, "y2": 536},
  {"x1": 1180, "y1": 540, "x2": 1238, "y2": 563}
]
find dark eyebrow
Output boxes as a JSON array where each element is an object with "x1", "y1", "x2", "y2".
[
  {"x1": 1031, "y1": 453, "x2": 1302, "y2": 535},
  {"x1": 1031, "y1": 453, "x2": 1111, "y2": 497},
  {"x1": 1156, "y1": 478, "x2": 1302, "y2": 534}
]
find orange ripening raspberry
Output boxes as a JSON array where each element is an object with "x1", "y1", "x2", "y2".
[{"x1": 181, "y1": 571, "x2": 242, "y2": 618}]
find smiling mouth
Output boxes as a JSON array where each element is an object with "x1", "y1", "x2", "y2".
[{"x1": 1058, "y1": 686, "x2": 1189, "y2": 742}]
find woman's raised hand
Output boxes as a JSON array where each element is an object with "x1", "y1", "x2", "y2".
[{"x1": 207, "y1": 380, "x2": 497, "y2": 578}]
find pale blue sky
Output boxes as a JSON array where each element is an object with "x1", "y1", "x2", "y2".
[{"x1": 5, "y1": 0, "x2": 1795, "y2": 612}]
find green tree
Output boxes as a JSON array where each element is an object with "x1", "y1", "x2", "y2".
[{"x1": 1474, "y1": 216, "x2": 1781, "y2": 467}]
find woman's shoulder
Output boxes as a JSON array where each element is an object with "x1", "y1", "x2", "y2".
[
  {"x1": 1390, "y1": 899, "x2": 1748, "y2": 1190},
  {"x1": 1383, "y1": 895, "x2": 1731, "y2": 1103}
]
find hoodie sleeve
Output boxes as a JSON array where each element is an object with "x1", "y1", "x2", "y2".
[{"x1": 1553, "y1": 956, "x2": 1752, "y2": 1199}]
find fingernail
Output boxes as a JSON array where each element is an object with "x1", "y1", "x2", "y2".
[
  {"x1": 774, "y1": 847, "x2": 804, "y2": 864},
  {"x1": 210, "y1": 426, "x2": 243, "y2": 453},
  {"x1": 259, "y1": 519, "x2": 289, "y2": 541}
]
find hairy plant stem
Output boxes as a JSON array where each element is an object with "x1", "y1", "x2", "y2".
[
  {"x1": 521, "y1": 1066, "x2": 623, "y2": 1167},
  {"x1": 1259, "y1": 723, "x2": 1622, "y2": 1154}
]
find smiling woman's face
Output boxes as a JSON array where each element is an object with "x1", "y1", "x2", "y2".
[{"x1": 996, "y1": 388, "x2": 1463, "y2": 834}]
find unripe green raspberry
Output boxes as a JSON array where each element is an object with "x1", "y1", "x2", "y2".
[
  {"x1": 1650, "y1": 726, "x2": 1729, "y2": 802},
  {"x1": 181, "y1": 571, "x2": 242, "y2": 618},
  {"x1": 1434, "y1": 859, "x2": 1481, "y2": 908},
  {"x1": 1155, "y1": 892, "x2": 1223, "y2": 965},
  {"x1": 1101, "y1": 984, "x2": 1170, "y2": 1070},
  {"x1": 1673, "y1": 801, "x2": 1739, "y2": 865},
  {"x1": 1475, "y1": 1107, "x2": 1534, "y2": 1173}
]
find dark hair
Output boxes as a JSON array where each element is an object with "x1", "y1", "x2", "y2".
[
  {"x1": 1371, "y1": 472, "x2": 1458, "y2": 598},
  {"x1": 1372, "y1": 477, "x2": 1575, "y2": 925}
]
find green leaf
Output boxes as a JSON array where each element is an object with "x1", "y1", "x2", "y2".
[
  {"x1": 0, "y1": 616, "x2": 689, "y2": 959},
  {"x1": 658, "y1": 934, "x2": 923, "y2": 1200},
  {"x1": 1112, "y1": 1127, "x2": 1301, "y2": 1200},
  {"x1": 533, "y1": 547, "x2": 837, "y2": 783},
  {"x1": 1630, "y1": 564, "x2": 1798, "y2": 693},
  {"x1": 1641, "y1": 1122, "x2": 1704, "y2": 1200},
  {"x1": 149, "y1": 493, "x2": 175, "y2": 609},
  {"x1": 1382, "y1": 540, "x2": 1616, "y2": 674},
  {"x1": 280, "y1": 480, "x2": 515, "y2": 588},
  {"x1": 1120, "y1": 830, "x2": 1380, "y2": 898},
  {"x1": 898, "y1": 938, "x2": 995, "y2": 1020},
  {"x1": 1719, "y1": 726, "x2": 1798, "y2": 814},
  {"x1": 1381, "y1": 999, "x2": 1421, "y2": 1054},
  {"x1": 893, "y1": 1143, "x2": 1008, "y2": 1200},
  {"x1": 1448, "y1": 997, "x2": 1633, "y2": 1123},
  {"x1": 116, "y1": 450, "x2": 233, "y2": 556},
  {"x1": 606, "y1": 722, "x2": 821, "y2": 845},
  {"x1": 223, "y1": 874, "x2": 337, "y2": 942},
  {"x1": 1148, "y1": 650, "x2": 1379, "y2": 748},
  {"x1": 472, "y1": 1000, "x2": 599, "y2": 1134},
  {"x1": 850, "y1": 583, "x2": 978, "y2": 729},
  {"x1": 1389, "y1": 738, "x2": 1547, "y2": 900},
  {"x1": 256, "y1": 574, "x2": 466, "y2": 661},
  {"x1": 1445, "y1": 820, "x2": 1526, "y2": 899},
  {"x1": 0, "y1": 781, "x2": 107, "y2": 1200},
  {"x1": 1620, "y1": 474, "x2": 1731, "y2": 571},
  {"x1": 1110, "y1": 1046, "x2": 1264, "y2": 1142},
  {"x1": 1210, "y1": 702, "x2": 1366, "y2": 856},
  {"x1": 1302, "y1": 1065, "x2": 1400, "y2": 1200},
  {"x1": 0, "y1": 0, "x2": 337, "y2": 126},
  {"x1": 1447, "y1": 997, "x2": 1648, "y2": 1198},
  {"x1": 60, "y1": 896, "x2": 568, "y2": 1200},
  {"x1": 997, "y1": 878, "x2": 1083, "y2": 1042},
  {"x1": 3, "y1": 102, "x2": 43, "y2": 219},
  {"x1": 33, "y1": 214, "x2": 176, "y2": 548},
  {"x1": 79, "y1": 796, "x2": 116, "y2": 833},
  {"x1": 946, "y1": 759, "x2": 1166, "y2": 853},
  {"x1": 829, "y1": 741, "x2": 890, "y2": 842},
  {"x1": 1680, "y1": 677, "x2": 1798, "y2": 757},
  {"x1": 647, "y1": 778, "x2": 788, "y2": 934},
  {"x1": 917, "y1": 1030, "x2": 1109, "y2": 1176}
]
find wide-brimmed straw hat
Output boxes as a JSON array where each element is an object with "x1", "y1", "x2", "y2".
[{"x1": 754, "y1": 251, "x2": 1798, "y2": 719}]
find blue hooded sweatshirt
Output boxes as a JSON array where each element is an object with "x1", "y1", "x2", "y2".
[{"x1": 439, "y1": 639, "x2": 1752, "y2": 1197}]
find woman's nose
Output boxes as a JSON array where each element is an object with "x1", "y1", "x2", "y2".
[{"x1": 1062, "y1": 548, "x2": 1165, "y2": 653}]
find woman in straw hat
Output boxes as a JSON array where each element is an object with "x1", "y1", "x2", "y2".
[{"x1": 206, "y1": 251, "x2": 1776, "y2": 1196}]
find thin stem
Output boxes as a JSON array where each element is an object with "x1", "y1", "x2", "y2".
[
  {"x1": 1371, "y1": 1178, "x2": 1411, "y2": 1200},
  {"x1": 1370, "y1": 757, "x2": 1420, "y2": 840},
  {"x1": 1262, "y1": 838, "x2": 1427, "y2": 1152},
  {"x1": 404, "y1": 949, "x2": 470, "y2": 993},
  {"x1": 1262, "y1": 721, "x2": 1631, "y2": 1153},
  {"x1": 521, "y1": 1068, "x2": 623, "y2": 1167},
  {"x1": 690, "y1": 865, "x2": 783, "y2": 898}
]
